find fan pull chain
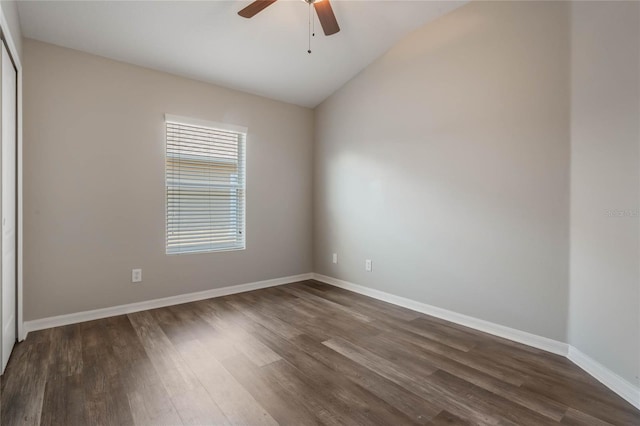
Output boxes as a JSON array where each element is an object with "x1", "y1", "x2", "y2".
[{"x1": 308, "y1": 3, "x2": 312, "y2": 54}]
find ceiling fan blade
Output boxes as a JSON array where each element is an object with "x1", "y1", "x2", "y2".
[
  {"x1": 238, "y1": 0, "x2": 278, "y2": 18},
  {"x1": 314, "y1": 0, "x2": 340, "y2": 36}
]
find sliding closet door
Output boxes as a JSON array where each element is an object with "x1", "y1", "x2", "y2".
[{"x1": 1, "y1": 41, "x2": 16, "y2": 373}]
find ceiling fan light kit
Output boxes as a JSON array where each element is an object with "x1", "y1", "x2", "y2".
[{"x1": 238, "y1": 0, "x2": 340, "y2": 54}]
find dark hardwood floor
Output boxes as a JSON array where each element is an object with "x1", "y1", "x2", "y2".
[{"x1": 1, "y1": 280, "x2": 639, "y2": 425}]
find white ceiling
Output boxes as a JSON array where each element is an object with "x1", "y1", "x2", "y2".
[{"x1": 17, "y1": 0, "x2": 466, "y2": 108}]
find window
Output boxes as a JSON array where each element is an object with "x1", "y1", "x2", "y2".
[{"x1": 165, "y1": 115, "x2": 246, "y2": 254}]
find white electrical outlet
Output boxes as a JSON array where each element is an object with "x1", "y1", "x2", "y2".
[
  {"x1": 332, "y1": 253, "x2": 338, "y2": 264},
  {"x1": 365, "y1": 259, "x2": 372, "y2": 272},
  {"x1": 132, "y1": 268, "x2": 142, "y2": 283}
]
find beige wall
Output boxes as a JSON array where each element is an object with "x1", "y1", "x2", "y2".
[
  {"x1": 314, "y1": 1, "x2": 571, "y2": 341},
  {"x1": 23, "y1": 39, "x2": 313, "y2": 320},
  {"x1": 569, "y1": 1, "x2": 640, "y2": 387}
]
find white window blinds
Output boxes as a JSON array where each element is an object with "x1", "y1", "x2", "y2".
[{"x1": 165, "y1": 115, "x2": 246, "y2": 254}]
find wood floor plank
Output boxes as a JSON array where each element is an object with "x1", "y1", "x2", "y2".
[
  {"x1": 225, "y1": 294, "x2": 304, "y2": 340},
  {"x1": 300, "y1": 281, "x2": 423, "y2": 322},
  {"x1": 40, "y1": 325, "x2": 85, "y2": 425},
  {"x1": 119, "y1": 358, "x2": 165, "y2": 394},
  {"x1": 325, "y1": 335, "x2": 439, "y2": 382},
  {"x1": 40, "y1": 373, "x2": 81, "y2": 426},
  {"x1": 191, "y1": 297, "x2": 283, "y2": 367},
  {"x1": 280, "y1": 285, "x2": 374, "y2": 324},
  {"x1": 369, "y1": 314, "x2": 478, "y2": 353},
  {"x1": 471, "y1": 340, "x2": 603, "y2": 388},
  {"x1": 2, "y1": 281, "x2": 638, "y2": 426},
  {"x1": 127, "y1": 384, "x2": 184, "y2": 426},
  {"x1": 429, "y1": 410, "x2": 472, "y2": 425},
  {"x1": 253, "y1": 292, "x2": 384, "y2": 344},
  {"x1": 375, "y1": 323, "x2": 527, "y2": 386},
  {"x1": 80, "y1": 319, "x2": 135, "y2": 426},
  {"x1": 170, "y1": 385, "x2": 231, "y2": 426},
  {"x1": 560, "y1": 408, "x2": 615, "y2": 426},
  {"x1": 173, "y1": 337, "x2": 278, "y2": 426},
  {"x1": 321, "y1": 337, "x2": 510, "y2": 425},
  {"x1": 40, "y1": 324, "x2": 86, "y2": 426},
  {"x1": 323, "y1": 336, "x2": 437, "y2": 390},
  {"x1": 291, "y1": 333, "x2": 441, "y2": 424},
  {"x1": 522, "y1": 375, "x2": 640, "y2": 425},
  {"x1": 237, "y1": 318, "x2": 419, "y2": 425},
  {"x1": 312, "y1": 284, "x2": 421, "y2": 322},
  {"x1": 127, "y1": 310, "x2": 201, "y2": 398},
  {"x1": 355, "y1": 331, "x2": 568, "y2": 422},
  {"x1": 221, "y1": 353, "x2": 324, "y2": 425},
  {"x1": 427, "y1": 369, "x2": 558, "y2": 426}
]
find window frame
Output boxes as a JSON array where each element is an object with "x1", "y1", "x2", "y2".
[{"x1": 164, "y1": 114, "x2": 247, "y2": 255}]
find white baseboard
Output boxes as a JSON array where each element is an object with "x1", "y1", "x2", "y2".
[
  {"x1": 568, "y1": 346, "x2": 640, "y2": 410},
  {"x1": 312, "y1": 273, "x2": 569, "y2": 356},
  {"x1": 22, "y1": 273, "x2": 313, "y2": 336}
]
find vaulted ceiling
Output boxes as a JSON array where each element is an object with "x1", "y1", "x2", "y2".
[{"x1": 17, "y1": 1, "x2": 466, "y2": 108}]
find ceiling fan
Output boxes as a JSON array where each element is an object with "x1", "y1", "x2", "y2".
[{"x1": 238, "y1": 0, "x2": 340, "y2": 36}]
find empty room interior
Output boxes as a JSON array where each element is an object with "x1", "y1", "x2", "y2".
[{"x1": 0, "y1": 0, "x2": 639, "y2": 424}]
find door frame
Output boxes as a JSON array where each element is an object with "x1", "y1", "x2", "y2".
[{"x1": 0, "y1": 11, "x2": 23, "y2": 343}]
